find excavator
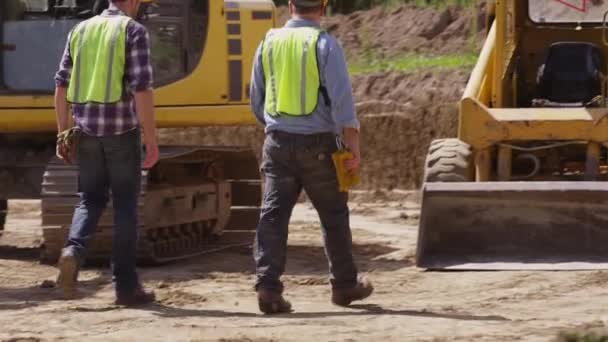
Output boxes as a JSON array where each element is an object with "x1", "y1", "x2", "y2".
[
  {"x1": 0, "y1": 0, "x2": 275, "y2": 263},
  {"x1": 417, "y1": 0, "x2": 608, "y2": 270}
]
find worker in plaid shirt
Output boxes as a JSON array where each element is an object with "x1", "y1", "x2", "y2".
[{"x1": 54, "y1": 0, "x2": 159, "y2": 306}]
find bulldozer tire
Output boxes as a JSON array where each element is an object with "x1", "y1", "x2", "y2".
[{"x1": 424, "y1": 139, "x2": 473, "y2": 182}]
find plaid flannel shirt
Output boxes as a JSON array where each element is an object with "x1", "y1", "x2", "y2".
[{"x1": 54, "y1": 5, "x2": 153, "y2": 137}]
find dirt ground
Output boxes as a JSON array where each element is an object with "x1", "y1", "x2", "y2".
[{"x1": 2, "y1": 199, "x2": 608, "y2": 342}]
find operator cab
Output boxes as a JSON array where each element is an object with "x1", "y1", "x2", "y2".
[
  {"x1": 525, "y1": 1, "x2": 608, "y2": 108},
  {"x1": 533, "y1": 42, "x2": 605, "y2": 108}
]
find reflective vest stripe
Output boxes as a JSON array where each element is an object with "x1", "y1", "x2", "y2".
[
  {"x1": 300, "y1": 35, "x2": 314, "y2": 115},
  {"x1": 71, "y1": 22, "x2": 89, "y2": 104},
  {"x1": 105, "y1": 19, "x2": 124, "y2": 103},
  {"x1": 266, "y1": 38, "x2": 279, "y2": 115}
]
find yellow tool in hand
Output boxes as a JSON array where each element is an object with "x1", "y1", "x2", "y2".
[{"x1": 332, "y1": 145, "x2": 360, "y2": 193}]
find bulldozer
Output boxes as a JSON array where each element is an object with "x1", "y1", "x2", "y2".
[
  {"x1": 417, "y1": 0, "x2": 608, "y2": 270},
  {"x1": 0, "y1": 0, "x2": 276, "y2": 263}
]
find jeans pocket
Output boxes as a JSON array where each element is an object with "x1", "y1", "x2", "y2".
[
  {"x1": 260, "y1": 139, "x2": 276, "y2": 175},
  {"x1": 306, "y1": 141, "x2": 337, "y2": 165}
]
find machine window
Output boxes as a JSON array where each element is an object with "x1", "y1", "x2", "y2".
[
  {"x1": 529, "y1": 0, "x2": 608, "y2": 23},
  {"x1": 0, "y1": 0, "x2": 208, "y2": 93},
  {"x1": 141, "y1": 0, "x2": 209, "y2": 87}
]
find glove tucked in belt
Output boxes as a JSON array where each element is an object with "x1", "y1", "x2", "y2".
[{"x1": 56, "y1": 127, "x2": 82, "y2": 164}]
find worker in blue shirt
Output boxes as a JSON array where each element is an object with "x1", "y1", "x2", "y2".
[{"x1": 250, "y1": 0, "x2": 373, "y2": 315}]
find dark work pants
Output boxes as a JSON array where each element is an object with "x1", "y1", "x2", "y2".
[
  {"x1": 65, "y1": 128, "x2": 141, "y2": 296},
  {"x1": 255, "y1": 131, "x2": 358, "y2": 293}
]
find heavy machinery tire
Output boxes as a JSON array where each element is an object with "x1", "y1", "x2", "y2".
[
  {"x1": 424, "y1": 138, "x2": 474, "y2": 182},
  {"x1": 0, "y1": 199, "x2": 7, "y2": 231}
]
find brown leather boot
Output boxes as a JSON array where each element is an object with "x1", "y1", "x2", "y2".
[
  {"x1": 257, "y1": 288, "x2": 292, "y2": 314},
  {"x1": 115, "y1": 286, "x2": 156, "y2": 307},
  {"x1": 331, "y1": 278, "x2": 374, "y2": 307}
]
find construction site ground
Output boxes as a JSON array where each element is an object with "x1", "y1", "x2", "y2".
[
  {"x1": 3, "y1": 3, "x2": 608, "y2": 341},
  {"x1": 2, "y1": 198, "x2": 608, "y2": 341}
]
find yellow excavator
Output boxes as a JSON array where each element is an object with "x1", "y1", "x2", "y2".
[
  {"x1": 417, "y1": 0, "x2": 608, "y2": 270},
  {"x1": 0, "y1": 0, "x2": 275, "y2": 263}
]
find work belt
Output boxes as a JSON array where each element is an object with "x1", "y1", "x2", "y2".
[{"x1": 268, "y1": 130, "x2": 336, "y2": 145}]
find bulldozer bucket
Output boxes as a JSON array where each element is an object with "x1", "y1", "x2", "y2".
[{"x1": 417, "y1": 182, "x2": 608, "y2": 270}]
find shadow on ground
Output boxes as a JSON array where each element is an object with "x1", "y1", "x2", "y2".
[
  {"x1": 0, "y1": 244, "x2": 40, "y2": 262},
  {"x1": 138, "y1": 241, "x2": 411, "y2": 284},
  {"x1": 0, "y1": 276, "x2": 110, "y2": 308},
  {"x1": 59, "y1": 301, "x2": 509, "y2": 322},
  {"x1": 115, "y1": 303, "x2": 509, "y2": 322}
]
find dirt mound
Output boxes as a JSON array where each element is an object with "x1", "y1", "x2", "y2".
[
  {"x1": 324, "y1": 5, "x2": 484, "y2": 57},
  {"x1": 354, "y1": 69, "x2": 468, "y2": 189},
  {"x1": 276, "y1": 4, "x2": 486, "y2": 57}
]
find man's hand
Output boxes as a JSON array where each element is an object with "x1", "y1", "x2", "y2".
[
  {"x1": 343, "y1": 127, "x2": 361, "y2": 174},
  {"x1": 56, "y1": 127, "x2": 81, "y2": 165},
  {"x1": 55, "y1": 86, "x2": 71, "y2": 165},
  {"x1": 56, "y1": 142, "x2": 73, "y2": 164},
  {"x1": 344, "y1": 150, "x2": 360, "y2": 174},
  {"x1": 134, "y1": 90, "x2": 159, "y2": 169},
  {"x1": 143, "y1": 140, "x2": 159, "y2": 169}
]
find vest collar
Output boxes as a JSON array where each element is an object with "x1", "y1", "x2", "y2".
[{"x1": 285, "y1": 18, "x2": 321, "y2": 29}]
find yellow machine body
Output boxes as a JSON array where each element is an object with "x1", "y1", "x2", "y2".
[
  {"x1": 0, "y1": 0, "x2": 274, "y2": 131},
  {"x1": 417, "y1": 0, "x2": 608, "y2": 270}
]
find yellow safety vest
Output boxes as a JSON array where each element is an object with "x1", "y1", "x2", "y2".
[
  {"x1": 67, "y1": 15, "x2": 130, "y2": 104},
  {"x1": 262, "y1": 27, "x2": 322, "y2": 116}
]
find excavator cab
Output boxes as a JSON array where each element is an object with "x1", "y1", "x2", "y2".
[
  {"x1": 534, "y1": 42, "x2": 605, "y2": 106},
  {"x1": 417, "y1": 0, "x2": 608, "y2": 270}
]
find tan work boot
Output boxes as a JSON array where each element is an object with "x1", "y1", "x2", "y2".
[
  {"x1": 56, "y1": 248, "x2": 80, "y2": 299},
  {"x1": 257, "y1": 288, "x2": 292, "y2": 315},
  {"x1": 331, "y1": 278, "x2": 374, "y2": 307}
]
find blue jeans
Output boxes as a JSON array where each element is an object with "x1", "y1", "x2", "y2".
[
  {"x1": 255, "y1": 131, "x2": 358, "y2": 293},
  {"x1": 65, "y1": 128, "x2": 141, "y2": 296}
]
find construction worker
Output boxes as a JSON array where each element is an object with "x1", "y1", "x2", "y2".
[
  {"x1": 250, "y1": 0, "x2": 373, "y2": 314},
  {"x1": 54, "y1": 0, "x2": 159, "y2": 306}
]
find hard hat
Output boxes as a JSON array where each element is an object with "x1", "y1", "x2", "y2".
[{"x1": 291, "y1": 0, "x2": 328, "y2": 7}]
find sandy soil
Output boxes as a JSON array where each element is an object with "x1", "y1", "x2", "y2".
[{"x1": 1, "y1": 200, "x2": 607, "y2": 341}]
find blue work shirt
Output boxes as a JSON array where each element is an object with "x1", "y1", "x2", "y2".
[{"x1": 250, "y1": 18, "x2": 360, "y2": 135}]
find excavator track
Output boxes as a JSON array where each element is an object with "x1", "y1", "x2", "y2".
[{"x1": 40, "y1": 146, "x2": 261, "y2": 264}]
